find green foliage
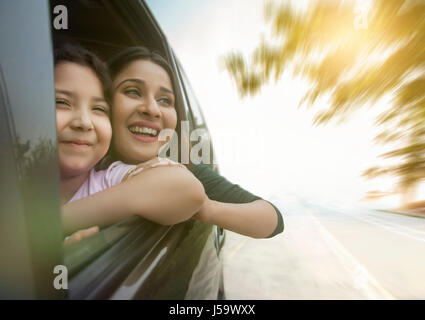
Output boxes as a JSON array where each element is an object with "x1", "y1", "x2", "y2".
[{"x1": 224, "y1": 0, "x2": 425, "y2": 192}]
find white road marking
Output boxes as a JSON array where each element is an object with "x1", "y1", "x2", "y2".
[
  {"x1": 337, "y1": 210, "x2": 425, "y2": 243},
  {"x1": 227, "y1": 239, "x2": 249, "y2": 259},
  {"x1": 302, "y1": 205, "x2": 396, "y2": 300}
]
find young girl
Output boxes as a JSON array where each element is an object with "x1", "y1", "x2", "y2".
[
  {"x1": 54, "y1": 44, "x2": 206, "y2": 239},
  {"x1": 107, "y1": 47, "x2": 284, "y2": 239}
]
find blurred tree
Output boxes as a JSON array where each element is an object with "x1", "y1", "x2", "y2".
[{"x1": 224, "y1": 0, "x2": 425, "y2": 203}]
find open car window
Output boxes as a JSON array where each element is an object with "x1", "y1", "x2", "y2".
[
  {"x1": 48, "y1": 0, "x2": 221, "y2": 299},
  {"x1": 0, "y1": 0, "x2": 222, "y2": 300}
]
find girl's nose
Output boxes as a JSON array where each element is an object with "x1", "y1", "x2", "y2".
[{"x1": 70, "y1": 110, "x2": 94, "y2": 131}]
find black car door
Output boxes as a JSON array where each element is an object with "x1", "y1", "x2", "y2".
[
  {"x1": 0, "y1": 0, "x2": 64, "y2": 299},
  {"x1": 0, "y1": 0, "x2": 223, "y2": 299}
]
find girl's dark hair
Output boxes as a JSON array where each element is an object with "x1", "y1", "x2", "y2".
[{"x1": 54, "y1": 44, "x2": 112, "y2": 104}]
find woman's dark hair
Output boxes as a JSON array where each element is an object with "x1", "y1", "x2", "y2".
[
  {"x1": 54, "y1": 44, "x2": 112, "y2": 105},
  {"x1": 108, "y1": 46, "x2": 175, "y2": 89}
]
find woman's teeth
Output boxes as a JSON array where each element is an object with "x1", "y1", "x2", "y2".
[{"x1": 129, "y1": 126, "x2": 158, "y2": 136}]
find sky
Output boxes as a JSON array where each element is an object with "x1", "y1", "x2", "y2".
[{"x1": 146, "y1": 0, "x2": 403, "y2": 208}]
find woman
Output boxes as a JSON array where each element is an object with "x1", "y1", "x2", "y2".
[{"x1": 107, "y1": 47, "x2": 284, "y2": 239}]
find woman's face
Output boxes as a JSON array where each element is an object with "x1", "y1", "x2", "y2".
[
  {"x1": 112, "y1": 59, "x2": 177, "y2": 163},
  {"x1": 55, "y1": 62, "x2": 112, "y2": 178}
]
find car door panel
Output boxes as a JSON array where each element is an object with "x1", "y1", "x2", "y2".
[{"x1": 0, "y1": 0, "x2": 63, "y2": 299}]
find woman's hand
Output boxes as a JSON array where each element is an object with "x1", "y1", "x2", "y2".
[
  {"x1": 193, "y1": 197, "x2": 216, "y2": 223},
  {"x1": 64, "y1": 226, "x2": 99, "y2": 246},
  {"x1": 122, "y1": 157, "x2": 186, "y2": 181}
]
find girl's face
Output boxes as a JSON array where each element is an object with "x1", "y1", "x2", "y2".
[
  {"x1": 112, "y1": 59, "x2": 177, "y2": 163},
  {"x1": 55, "y1": 62, "x2": 112, "y2": 178}
]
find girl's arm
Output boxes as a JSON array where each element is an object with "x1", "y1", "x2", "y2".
[
  {"x1": 64, "y1": 226, "x2": 99, "y2": 245},
  {"x1": 62, "y1": 165, "x2": 206, "y2": 236},
  {"x1": 194, "y1": 198, "x2": 279, "y2": 239}
]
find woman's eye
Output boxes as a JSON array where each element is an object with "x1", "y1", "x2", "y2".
[
  {"x1": 124, "y1": 88, "x2": 141, "y2": 97},
  {"x1": 158, "y1": 97, "x2": 173, "y2": 106}
]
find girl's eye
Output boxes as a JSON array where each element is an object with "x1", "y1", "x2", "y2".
[
  {"x1": 55, "y1": 98, "x2": 70, "y2": 107},
  {"x1": 93, "y1": 106, "x2": 109, "y2": 115}
]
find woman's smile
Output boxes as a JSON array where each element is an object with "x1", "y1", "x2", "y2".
[
  {"x1": 127, "y1": 120, "x2": 161, "y2": 142},
  {"x1": 128, "y1": 127, "x2": 160, "y2": 143},
  {"x1": 112, "y1": 59, "x2": 177, "y2": 163}
]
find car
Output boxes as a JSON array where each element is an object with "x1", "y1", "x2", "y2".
[{"x1": 0, "y1": 0, "x2": 225, "y2": 299}]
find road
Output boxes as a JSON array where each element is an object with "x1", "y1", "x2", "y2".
[{"x1": 221, "y1": 195, "x2": 425, "y2": 299}]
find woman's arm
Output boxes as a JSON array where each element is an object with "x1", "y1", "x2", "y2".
[
  {"x1": 62, "y1": 165, "x2": 206, "y2": 236},
  {"x1": 190, "y1": 164, "x2": 284, "y2": 238},
  {"x1": 194, "y1": 198, "x2": 278, "y2": 239}
]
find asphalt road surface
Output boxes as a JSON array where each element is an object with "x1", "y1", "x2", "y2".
[{"x1": 221, "y1": 195, "x2": 425, "y2": 299}]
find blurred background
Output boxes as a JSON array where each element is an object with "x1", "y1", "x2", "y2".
[
  {"x1": 146, "y1": 0, "x2": 425, "y2": 299},
  {"x1": 148, "y1": 0, "x2": 425, "y2": 211}
]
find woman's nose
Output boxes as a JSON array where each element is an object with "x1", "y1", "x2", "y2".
[
  {"x1": 70, "y1": 110, "x2": 94, "y2": 131},
  {"x1": 138, "y1": 97, "x2": 161, "y2": 118}
]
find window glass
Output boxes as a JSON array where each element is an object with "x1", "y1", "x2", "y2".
[{"x1": 179, "y1": 63, "x2": 206, "y2": 127}]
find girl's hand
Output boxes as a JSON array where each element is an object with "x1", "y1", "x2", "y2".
[
  {"x1": 64, "y1": 226, "x2": 99, "y2": 246},
  {"x1": 122, "y1": 157, "x2": 186, "y2": 181}
]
